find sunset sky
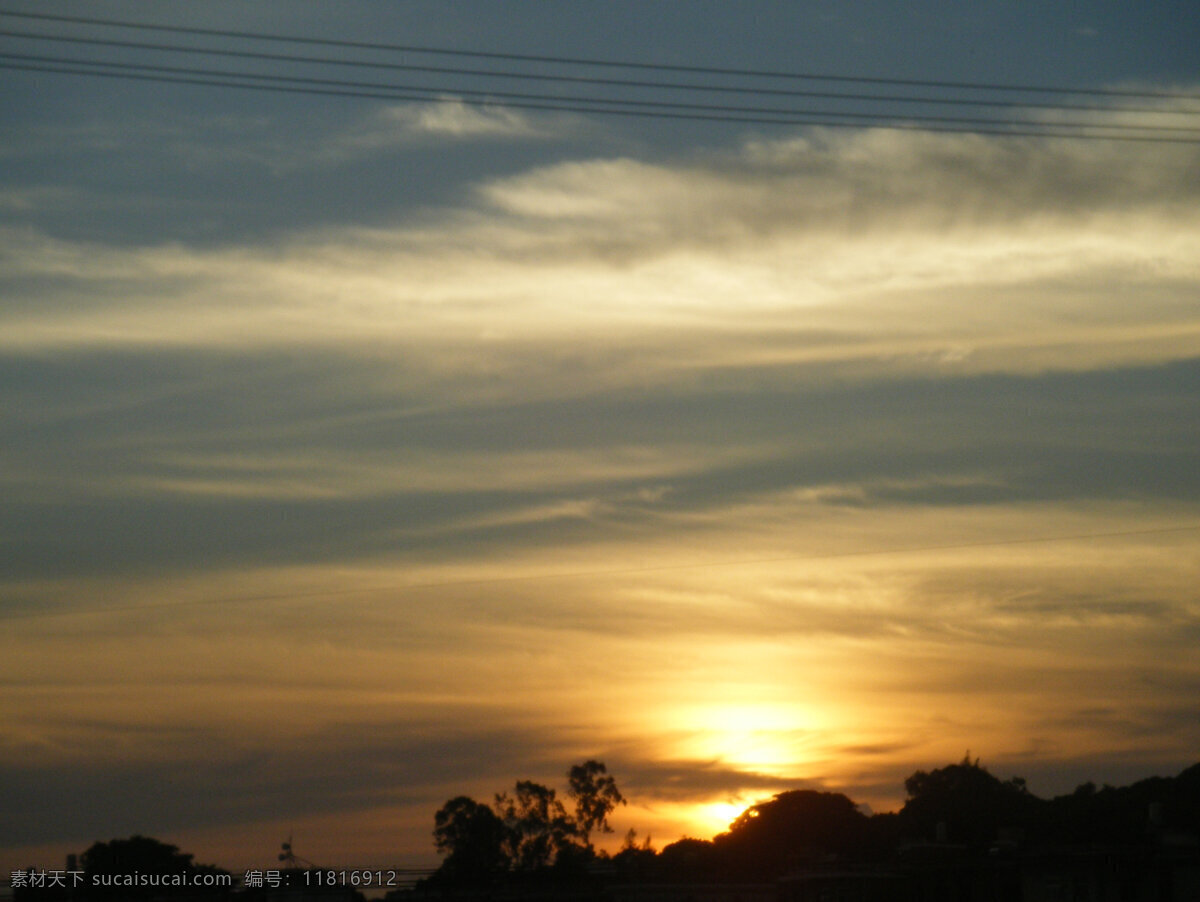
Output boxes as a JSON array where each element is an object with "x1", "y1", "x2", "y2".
[{"x1": 2, "y1": 0, "x2": 1199, "y2": 877}]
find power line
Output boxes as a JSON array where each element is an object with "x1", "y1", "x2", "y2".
[
  {"x1": 5, "y1": 523, "x2": 1199, "y2": 624},
  {"x1": 3, "y1": 26, "x2": 1198, "y2": 119},
  {"x1": 4, "y1": 17, "x2": 1196, "y2": 141},
  {"x1": 3, "y1": 8, "x2": 1199, "y2": 102},
  {"x1": 10, "y1": 60, "x2": 1199, "y2": 143},
  {"x1": 0, "y1": 27, "x2": 1181, "y2": 118},
  {"x1": 6, "y1": 51, "x2": 1197, "y2": 140}
]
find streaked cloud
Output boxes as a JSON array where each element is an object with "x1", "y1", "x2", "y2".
[
  {"x1": 2, "y1": 99, "x2": 1199, "y2": 872},
  {"x1": 3, "y1": 127, "x2": 1196, "y2": 381}
]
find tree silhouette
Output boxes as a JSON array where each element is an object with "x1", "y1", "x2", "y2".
[
  {"x1": 714, "y1": 789, "x2": 870, "y2": 875},
  {"x1": 431, "y1": 760, "x2": 628, "y2": 884},
  {"x1": 493, "y1": 780, "x2": 581, "y2": 871},
  {"x1": 76, "y1": 835, "x2": 227, "y2": 900},
  {"x1": 568, "y1": 759, "x2": 626, "y2": 843},
  {"x1": 432, "y1": 796, "x2": 508, "y2": 881},
  {"x1": 901, "y1": 755, "x2": 1041, "y2": 845}
]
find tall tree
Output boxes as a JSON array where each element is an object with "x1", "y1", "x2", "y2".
[
  {"x1": 433, "y1": 796, "x2": 508, "y2": 881},
  {"x1": 568, "y1": 760, "x2": 626, "y2": 843},
  {"x1": 494, "y1": 780, "x2": 580, "y2": 870}
]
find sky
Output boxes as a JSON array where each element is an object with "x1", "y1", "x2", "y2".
[{"x1": 2, "y1": 0, "x2": 1200, "y2": 878}]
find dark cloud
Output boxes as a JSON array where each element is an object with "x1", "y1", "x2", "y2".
[
  {"x1": 0, "y1": 718, "x2": 574, "y2": 846},
  {"x1": 590, "y1": 756, "x2": 809, "y2": 804},
  {"x1": 4, "y1": 347, "x2": 1197, "y2": 589},
  {"x1": 1, "y1": 714, "x2": 828, "y2": 849},
  {"x1": 832, "y1": 742, "x2": 919, "y2": 758}
]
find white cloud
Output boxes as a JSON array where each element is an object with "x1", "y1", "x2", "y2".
[
  {"x1": 384, "y1": 98, "x2": 551, "y2": 139},
  {"x1": 3, "y1": 126, "x2": 1198, "y2": 389},
  {"x1": 314, "y1": 99, "x2": 559, "y2": 164}
]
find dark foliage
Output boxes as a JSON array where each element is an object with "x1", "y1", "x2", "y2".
[
  {"x1": 568, "y1": 759, "x2": 627, "y2": 840},
  {"x1": 426, "y1": 758, "x2": 1200, "y2": 890},
  {"x1": 493, "y1": 780, "x2": 583, "y2": 871},
  {"x1": 432, "y1": 795, "x2": 509, "y2": 883},
  {"x1": 1044, "y1": 760, "x2": 1200, "y2": 844},
  {"x1": 82, "y1": 835, "x2": 228, "y2": 900},
  {"x1": 714, "y1": 789, "x2": 871, "y2": 875},
  {"x1": 900, "y1": 755, "x2": 1044, "y2": 845},
  {"x1": 655, "y1": 837, "x2": 722, "y2": 882},
  {"x1": 12, "y1": 835, "x2": 230, "y2": 901},
  {"x1": 430, "y1": 760, "x2": 622, "y2": 885}
]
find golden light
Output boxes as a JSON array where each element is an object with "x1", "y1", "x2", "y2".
[
  {"x1": 633, "y1": 798, "x2": 762, "y2": 845},
  {"x1": 693, "y1": 799, "x2": 752, "y2": 836},
  {"x1": 664, "y1": 702, "x2": 825, "y2": 777}
]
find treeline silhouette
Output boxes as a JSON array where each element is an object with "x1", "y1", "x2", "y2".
[
  {"x1": 426, "y1": 756, "x2": 1200, "y2": 893},
  {"x1": 433, "y1": 760, "x2": 625, "y2": 880},
  {"x1": 12, "y1": 835, "x2": 236, "y2": 901},
  {"x1": 12, "y1": 757, "x2": 1200, "y2": 899}
]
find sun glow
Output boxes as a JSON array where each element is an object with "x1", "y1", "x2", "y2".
[
  {"x1": 639, "y1": 798, "x2": 762, "y2": 845},
  {"x1": 665, "y1": 702, "x2": 825, "y2": 776},
  {"x1": 694, "y1": 799, "x2": 752, "y2": 836}
]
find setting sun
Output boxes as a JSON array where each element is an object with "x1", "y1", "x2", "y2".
[
  {"x1": 661, "y1": 702, "x2": 825, "y2": 776},
  {"x1": 692, "y1": 800, "x2": 752, "y2": 837}
]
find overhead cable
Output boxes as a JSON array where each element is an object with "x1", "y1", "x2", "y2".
[
  {"x1": 3, "y1": 8, "x2": 1199, "y2": 102},
  {"x1": 6, "y1": 60, "x2": 1199, "y2": 143},
  {"x1": 5, "y1": 51, "x2": 1198, "y2": 140},
  {"x1": 2, "y1": 26, "x2": 1198, "y2": 119},
  {"x1": 3, "y1": 13, "x2": 1198, "y2": 143}
]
